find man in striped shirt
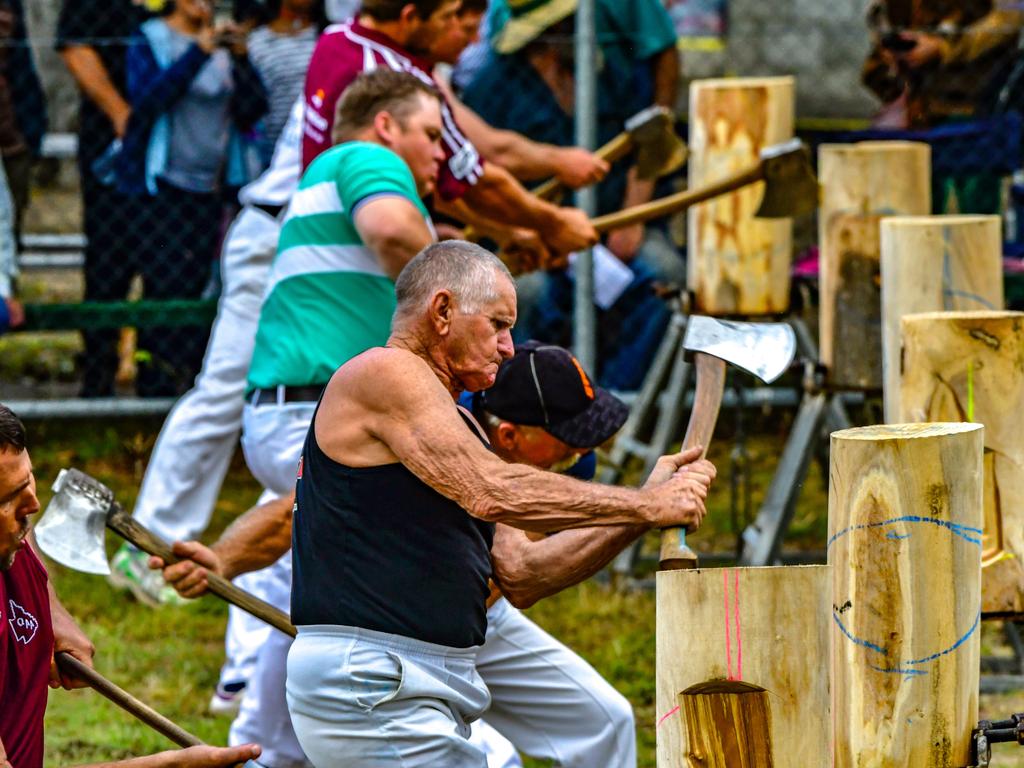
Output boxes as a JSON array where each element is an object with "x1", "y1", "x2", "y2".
[
  {"x1": 233, "y1": 68, "x2": 445, "y2": 768},
  {"x1": 301, "y1": 0, "x2": 605, "y2": 259}
]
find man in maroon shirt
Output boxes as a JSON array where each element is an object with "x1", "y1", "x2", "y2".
[
  {"x1": 0, "y1": 404, "x2": 262, "y2": 768},
  {"x1": 301, "y1": 0, "x2": 603, "y2": 259}
]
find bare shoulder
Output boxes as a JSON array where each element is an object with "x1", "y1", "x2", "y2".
[{"x1": 325, "y1": 346, "x2": 447, "y2": 411}]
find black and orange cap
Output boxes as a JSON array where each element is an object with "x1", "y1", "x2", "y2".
[{"x1": 475, "y1": 341, "x2": 628, "y2": 449}]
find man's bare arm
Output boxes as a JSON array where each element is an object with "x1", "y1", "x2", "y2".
[
  {"x1": 652, "y1": 46, "x2": 681, "y2": 110},
  {"x1": 354, "y1": 197, "x2": 435, "y2": 279},
  {"x1": 343, "y1": 350, "x2": 708, "y2": 533},
  {"x1": 150, "y1": 494, "x2": 294, "y2": 597},
  {"x1": 60, "y1": 46, "x2": 131, "y2": 137},
  {"x1": 80, "y1": 743, "x2": 261, "y2": 768},
  {"x1": 491, "y1": 449, "x2": 716, "y2": 607},
  {"x1": 445, "y1": 88, "x2": 607, "y2": 187},
  {"x1": 463, "y1": 163, "x2": 598, "y2": 256}
]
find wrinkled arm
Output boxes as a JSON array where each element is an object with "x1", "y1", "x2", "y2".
[
  {"x1": 491, "y1": 449, "x2": 716, "y2": 607},
  {"x1": 357, "y1": 354, "x2": 705, "y2": 532},
  {"x1": 353, "y1": 196, "x2": 435, "y2": 279}
]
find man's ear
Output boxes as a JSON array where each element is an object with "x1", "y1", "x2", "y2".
[
  {"x1": 372, "y1": 110, "x2": 398, "y2": 147},
  {"x1": 494, "y1": 422, "x2": 518, "y2": 451},
  {"x1": 399, "y1": 3, "x2": 420, "y2": 26},
  {"x1": 428, "y1": 289, "x2": 455, "y2": 335}
]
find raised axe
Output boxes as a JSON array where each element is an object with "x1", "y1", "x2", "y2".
[
  {"x1": 531, "y1": 105, "x2": 687, "y2": 202},
  {"x1": 461, "y1": 106, "x2": 687, "y2": 244},
  {"x1": 659, "y1": 316, "x2": 797, "y2": 570},
  {"x1": 35, "y1": 468, "x2": 296, "y2": 637},
  {"x1": 591, "y1": 138, "x2": 818, "y2": 234},
  {"x1": 55, "y1": 651, "x2": 204, "y2": 748}
]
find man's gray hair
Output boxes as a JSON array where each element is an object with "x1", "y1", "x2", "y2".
[{"x1": 393, "y1": 240, "x2": 512, "y2": 327}]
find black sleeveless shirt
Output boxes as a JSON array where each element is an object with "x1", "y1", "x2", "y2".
[{"x1": 291, "y1": 404, "x2": 495, "y2": 648}]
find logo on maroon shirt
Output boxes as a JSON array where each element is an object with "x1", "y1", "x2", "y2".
[{"x1": 8, "y1": 599, "x2": 39, "y2": 644}]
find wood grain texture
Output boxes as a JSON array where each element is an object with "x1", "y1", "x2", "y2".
[
  {"x1": 829, "y1": 422, "x2": 982, "y2": 767},
  {"x1": 881, "y1": 216, "x2": 1003, "y2": 421},
  {"x1": 900, "y1": 311, "x2": 1024, "y2": 616},
  {"x1": 818, "y1": 142, "x2": 931, "y2": 389},
  {"x1": 687, "y1": 77, "x2": 794, "y2": 316},
  {"x1": 656, "y1": 565, "x2": 830, "y2": 768}
]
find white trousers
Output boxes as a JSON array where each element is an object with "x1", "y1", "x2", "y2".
[
  {"x1": 133, "y1": 205, "x2": 280, "y2": 543},
  {"x1": 236, "y1": 403, "x2": 636, "y2": 768},
  {"x1": 131, "y1": 205, "x2": 280, "y2": 689}
]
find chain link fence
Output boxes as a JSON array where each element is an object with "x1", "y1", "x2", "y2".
[{"x1": 3, "y1": 0, "x2": 1024, "y2": 404}]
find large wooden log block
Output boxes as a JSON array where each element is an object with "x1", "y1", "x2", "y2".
[
  {"x1": 819, "y1": 142, "x2": 931, "y2": 389},
  {"x1": 829, "y1": 423, "x2": 983, "y2": 767},
  {"x1": 656, "y1": 565, "x2": 830, "y2": 768},
  {"x1": 881, "y1": 215, "x2": 1003, "y2": 421},
  {"x1": 900, "y1": 311, "x2": 1024, "y2": 616},
  {"x1": 687, "y1": 76, "x2": 794, "y2": 317}
]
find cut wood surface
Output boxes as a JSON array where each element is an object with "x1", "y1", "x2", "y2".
[
  {"x1": 881, "y1": 215, "x2": 1003, "y2": 421},
  {"x1": 656, "y1": 565, "x2": 830, "y2": 768},
  {"x1": 687, "y1": 76, "x2": 794, "y2": 317},
  {"x1": 819, "y1": 142, "x2": 930, "y2": 389},
  {"x1": 829, "y1": 422, "x2": 983, "y2": 768},
  {"x1": 900, "y1": 311, "x2": 1024, "y2": 616}
]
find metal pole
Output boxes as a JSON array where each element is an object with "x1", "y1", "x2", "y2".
[{"x1": 573, "y1": 0, "x2": 598, "y2": 372}]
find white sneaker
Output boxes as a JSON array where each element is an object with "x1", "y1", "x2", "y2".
[
  {"x1": 108, "y1": 543, "x2": 189, "y2": 607},
  {"x1": 208, "y1": 680, "x2": 246, "y2": 715}
]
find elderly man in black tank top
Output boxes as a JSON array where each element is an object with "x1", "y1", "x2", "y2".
[{"x1": 268, "y1": 239, "x2": 712, "y2": 767}]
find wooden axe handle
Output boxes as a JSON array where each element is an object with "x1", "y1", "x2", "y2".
[
  {"x1": 592, "y1": 161, "x2": 765, "y2": 234},
  {"x1": 658, "y1": 353, "x2": 727, "y2": 570},
  {"x1": 531, "y1": 132, "x2": 634, "y2": 202},
  {"x1": 55, "y1": 652, "x2": 204, "y2": 748},
  {"x1": 106, "y1": 505, "x2": 297, "y2": 638}
]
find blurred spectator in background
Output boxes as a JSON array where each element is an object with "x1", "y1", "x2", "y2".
[
  {"x1": 0, "y1": 0, "x2": 45, "y2": 252},
  {"x1": 863, "y1": 0, "x2": 1024, "y2": 213},
  {"x1": 115, "y1": 0, "x2": 267, "y2": 396},
  {"x1": 247, "y1": 0, "x2": 324, "y2": 166},
  {"x1": 0, "y1": 156, "x2": 21, "y2": 332},
  {"x1": 463, "y1": 0, "x2": 683, "y2": 390},
  {"x1": 57, "y1": 0, "x2": 151, "y2": 397}
]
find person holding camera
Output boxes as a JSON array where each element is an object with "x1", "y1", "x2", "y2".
[{"x1": 115, "y1": 0, "x2": 267, "y2": 396}]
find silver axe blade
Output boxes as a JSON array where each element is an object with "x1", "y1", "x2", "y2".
[
  {"x1": 35, "y1": 468, "x2": 115, "y2": 575},
  {"x1": 682, "y1": 316, "x2": 797, "y2": 383}
]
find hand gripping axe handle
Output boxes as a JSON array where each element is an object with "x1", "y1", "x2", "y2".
[
  {"x1": 35, "y1": 468, "x2": 296, "y2": 637},
  {"x1": 658, "y1": 317, "x2": 797, "y2": 570},
  {"x1": 55, "y1": 651, "x2": 204, "y2": 748}
]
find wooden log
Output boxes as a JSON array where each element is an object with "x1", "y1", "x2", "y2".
[
  {"x1": 829, "y1": 422, "x2": 983, "y2": 768},
  {"x1": 881, "y1": 215, "x2": 1003, "y2": 421},
  {"x1": 656, "y1": 565, "x2": 830, "y2": 768},
  {"x1": 818, "y1": 142, "x2": 931, "y2": 389},
  {"x1": 687, "y1": 76, "x2": 794, "y2": 317},
  {"x1": 900, "y1": 311, "x2": 1024, "y2": 616}
]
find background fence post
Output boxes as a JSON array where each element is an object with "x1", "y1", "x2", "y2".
[{"x1": 572, "y1": 0, "x2": 597, "y2": 373}]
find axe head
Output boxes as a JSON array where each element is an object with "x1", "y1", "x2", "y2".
[
  {"x1": 625, "y1": 105, "x2": 688, "y2": 181},
  {"x1": 34, "y1": 468, "x2": 115, "y2": 575},
  {"x1": 682, "y1": 316, "x2": 797, "y2": 383},
  {"x1": 754, "y1": 139, "x2": 819, "y2": 219}
]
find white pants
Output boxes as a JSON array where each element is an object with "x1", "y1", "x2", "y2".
[
  {"x1": 133, "y1": 205, "x2": 280, "y2": 543},
  {"x1": 237, "y1": 404, "x2": 636, "y2": 768},
  {"x1": 287, "y1": 626, "x2": 491, "y2": 767}
]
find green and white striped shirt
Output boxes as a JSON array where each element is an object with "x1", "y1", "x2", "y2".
[{"x1": 247, "y1": 141, "x2": 433, "y2": 391}]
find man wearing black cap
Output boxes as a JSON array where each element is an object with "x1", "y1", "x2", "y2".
[{"x1": 153, "y1": 338, "x2": 713, "y2": 768}]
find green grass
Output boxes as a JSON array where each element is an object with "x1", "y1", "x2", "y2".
[{"x1": 20, "y1": 417, "x2": 1024, "y2": 767}]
